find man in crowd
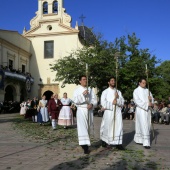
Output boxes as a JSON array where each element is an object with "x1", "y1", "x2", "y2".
[
  {"x1": 100, "y1": 76, "x2": 125, "y2": 150},
  {"x1": 73, "y1": 75, "x2": 97, "y2": 154},
  {"x1": 48, "y1": 93, "x2": 62, "y2": 130},
  {"x1": 133, "y1": 78, "x2": 154, "y2": 149},
  {"x1": 31, "y1": 97, "x2": 39, "y2": 122}
]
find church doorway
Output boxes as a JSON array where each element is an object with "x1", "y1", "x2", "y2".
[
  {"x1": 43, "y1": 90, "x2": 53, "y2": 101},
  {"x1": 4, "y1": 85, "x2": 16, "y2": 102}
]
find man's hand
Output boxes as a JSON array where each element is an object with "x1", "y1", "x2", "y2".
[
  {"x1": 83, "y1": 90, "x2": 88, "y2": 95},
  {"x1": 87, "y1": 104, "x2": 93, "y2": 110},
  {"x1": 115, "y1": 92, "x2": 119, "y2": 99},
  {"x1": 112, "y1": 99, "x2": 117, "y2": 105},
  {"x1": 148, "y1": 96, "x2": 152, "y2": 101},
  {"x1": 149, "y1": 102, "x2": 152, "y2": 107}
]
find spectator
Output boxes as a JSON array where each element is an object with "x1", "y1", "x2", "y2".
[
  {"x1": 160, "y1": 102, "x2": 168, "y2": 124},
  {"x1": 128, "y1": 102, "x2": 135, "y2": 120},
  {"x1": 122, "y1": 102, "x2": 129, "y2": 119},
  {"x1": 152, "y1": 101, "x2": 160, "y2": 124}
]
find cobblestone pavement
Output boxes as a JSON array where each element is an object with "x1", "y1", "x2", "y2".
[{"x1": 0, "y1": 113, "x2": 170, "y2": 170}]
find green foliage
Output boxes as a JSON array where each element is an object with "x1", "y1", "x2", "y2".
[
  {"x1": 153, "y1": 61, "x2": 170, "y2": 101},
  {"x1": 50, "y1": 32, "x2": 167, "y2": 100}
]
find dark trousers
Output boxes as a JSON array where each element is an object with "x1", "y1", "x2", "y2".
[{"x1": 153, "y1": 112, "x2": 160, "y2": 123}]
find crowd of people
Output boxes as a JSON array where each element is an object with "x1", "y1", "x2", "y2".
[
  {"x1": 0, "y1": 101, "x2": 20, "y2": 113},
  {"x1": 121, "y1": 99, "x2": 170, "y2": 125},
  {"x1": 20, "y1": 93, "x2": 77, "y2": 130}
]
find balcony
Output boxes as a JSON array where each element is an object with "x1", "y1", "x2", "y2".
[{"x1": 0, "y1": 66, "x2": 34, "y2": 83}]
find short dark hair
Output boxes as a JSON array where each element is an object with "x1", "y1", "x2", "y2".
[
  {"x1": 108, "y1": 76, "x2": 116, "y2": 82},
  {"x1": 79, "y1": 75, "x2": 86, "y2": 81},
  {"x1": 63, "y1": 92, "x2": 67, "y2": 95},
  {"x1": 138, "y1": 77, "x2": 147, "y2": 83}
]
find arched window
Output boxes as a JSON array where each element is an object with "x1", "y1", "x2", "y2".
[
  {"x1": 53, "y1": 1, "x2": 58, "y2": 13},
  {"x1": 43, "y1": 2, "x2": 48, "y2": 14}
]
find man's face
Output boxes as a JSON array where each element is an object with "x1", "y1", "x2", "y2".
[
  {"x1": 54, "y1": 94, "x2": 58, "y2": 99},
  {"x1": 108, "y1": 78, "x2": 115, "y2": 88},
  {"x1": 79, "y1": 77, "x2": 87, "y2": 87},
  {"x1": 139, "y1": 80, "x2": 146, "y2": 88}
]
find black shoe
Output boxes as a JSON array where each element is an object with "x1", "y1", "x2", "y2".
[
  {"x1": 136, "y1": 142, "x2": 142, "y2": 145},
  {"x1": 81, "y1": 145, "x2": 89, "y2": 154},
  {"x1": 144, "y1": 146, "x2": 150, "y2": 149},
  {"x1": 165, "y1": 122, "x2": 169, "y2": 125},
  {"x1": 116, "y1": 145, "x2": 126, "y2": 150},
  {"x1": 101, "y1": 141, "x2": 107, "y2": 148}
]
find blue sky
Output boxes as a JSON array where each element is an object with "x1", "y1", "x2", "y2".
[{"x1": 0, "y1": 0, "x2": 169, "y2": 61}]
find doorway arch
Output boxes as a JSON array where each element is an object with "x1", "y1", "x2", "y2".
[
  {"x1": 4, "y1": 85, "x2": 16, "y2": 102},
  {"x1": 43, "y1": 90, "x2": 53, "y2": 101}
]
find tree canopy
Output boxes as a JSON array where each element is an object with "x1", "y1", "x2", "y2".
[{"x1": 50, "y1": 32, "x2": 169, "y2": 101}]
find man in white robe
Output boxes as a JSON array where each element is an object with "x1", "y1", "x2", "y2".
[
  {"x1": 100, "y1": 77, "x2": 125, "y2": 150},
  {"x1": 73, "y1": 75, "x2": 97, "y2": 154},
  {"x1": 133, "y1": 78, "x2": 154, "y2": 149}
]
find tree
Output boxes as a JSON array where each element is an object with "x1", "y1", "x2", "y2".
[
  {"x1": 152, "y1": 61, "x2": 170, "y2": 101},
  {"x1": 50, "y1": 33, "x2": 160, "y2": 100}
]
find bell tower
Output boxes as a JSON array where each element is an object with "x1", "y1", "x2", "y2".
[
  {"x1": 26, "y1": 0, "x2": 72, "y2": 32},
  {"x1": 38, "y1": 0, "x2": 64, "y2": 17}
]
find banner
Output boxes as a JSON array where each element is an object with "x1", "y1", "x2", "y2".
[{"x1": 26, "y1": 76, "x2": 31, "y2": 92}]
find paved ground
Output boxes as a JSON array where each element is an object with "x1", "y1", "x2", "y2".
[{"x1": 0, "y1": 113, "x2": 170, "y2": 170}]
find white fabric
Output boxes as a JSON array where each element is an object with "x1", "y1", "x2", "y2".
[
  {"x1": 39, "y1": 99, "x2": 49, "y2": 122},
  {"x1": 20, "y1": 102, "x2": 26, "y2": 115},
  {"x1": 32, "y1": 115, "x2": 37, "y2": 122},
  {"x1": 100, "y1": 87, "x2": 124, "y2": 145},
  {"x1": 58, "y1": 98, "x2": 72, "y2": 120},
  {"x1": 133, "y1": 86, "x2": 154, "y2": 146},
  {"x1": 52, "y1": 119, "x2": 57, "y2": 129},
  {"x1": 73, "y1": 86, "x2": 97, "y2": 146}
]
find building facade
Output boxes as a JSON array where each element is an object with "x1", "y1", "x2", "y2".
[{"x1": 0, "y1": 30, "x2": 33, "y2": 102}]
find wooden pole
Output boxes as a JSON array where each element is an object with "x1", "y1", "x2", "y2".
[
  {"x1": 113, "y1": 53, "x2": 119, "y2": 140},
  {"x1": 145, "y1": 64, "x2": 155, "y2": 138},
  {"x1": 86, "y1": 63, "x2": 90, "y2": 137}
]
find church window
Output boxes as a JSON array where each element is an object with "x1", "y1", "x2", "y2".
[
  {"x1": 22, "y1": 65, "x2": 25, "y2": 73},
  {"x1": 53, "y1": 1, "x2": 58, "y2": 13},
  {"x1": 44, "y1": 41, "x2": 54, "y2": 58},
  {"x1": 43, "y1": 2, "x2": 48, "y2": 14},
  {"x1": 8, "y1": 59, "x2": 13, "y2": 70}
]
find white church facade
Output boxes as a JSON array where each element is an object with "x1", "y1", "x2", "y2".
[{"x1": 0, "y1": 0, "x2": 90, "y2": 101}]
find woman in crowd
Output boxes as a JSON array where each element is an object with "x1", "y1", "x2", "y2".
[
  {"x1": 20, "y1": 101, "x2": 27, "y2": 116},
  {"x1": 37, "y1": 95, "x2": 49, "y2": 125},
  {"x1": 58, "y1": 92, "x2": 73, "y2": 129}
]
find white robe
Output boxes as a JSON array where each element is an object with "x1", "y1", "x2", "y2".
[
  {"x1": 133, "y1": 86, "x2": 154, "y2": 146},
  {"x1": 100, "y1": 87, "x2": 124, "y2": 145},
  {"x1": 73, "y1": 86, "x2": 97, "y2": 146}
]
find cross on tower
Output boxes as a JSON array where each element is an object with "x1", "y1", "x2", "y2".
[{"x1": 79, "y1": 14, "x2": 86, "y2": 26}]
